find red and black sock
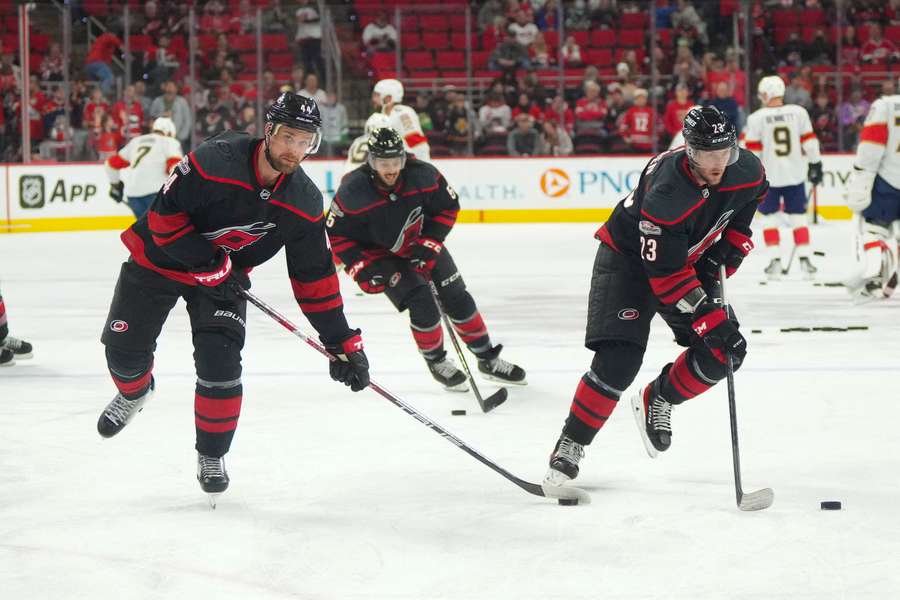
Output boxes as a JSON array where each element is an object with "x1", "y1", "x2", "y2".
[
  {"x1": 449, "y1": 311, "x2": 490, "y2": 354},
  {"x1": 657, "y1": 349, "x2": 715, "y2": 404},
  {"x1": 563, "y1": 372, "x2": 621, "y2": 445},
  {"x1": 194, "y1": 378, "x2": 243, "y2": 458},
  {"x1": 410, "y1": 321, "x2": 444, "y2": 361},
  {"x1": 109, "y1": 359, "x2": 154, "y2": 400}
]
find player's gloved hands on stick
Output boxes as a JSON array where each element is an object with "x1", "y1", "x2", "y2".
[
  {"x1": 325, "y1": 330, "x2": 370, "y2": 392},
  {"x1": 408, "y1": 237, "x2": 442, "y2": 275},
  {"x1": 190, "y1": 250, "x2": 250, "y2": 304},
  {"x1": 807, "y1": 161, "x2": 824, "y2": 186},
  {"x1": 696, "y1": 229, "x2": 754, "y2": 288},
  {"x1": 691, "y1": 301, "x2": 747, "y2": 367},
  {"x1": 347, "y1": 259, "x2": 388, "y2": 294},
  {"x1": 109, "y1": 181, "x2": 125, "y2": 203}
]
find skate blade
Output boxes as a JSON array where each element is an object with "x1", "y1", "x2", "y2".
[
  {"x1": 480, "y1": 373, "x2": 528, "y2": 386},
  {"x1": 12, "y1": 352, "x2": 33, "y2": 360},
  {"x1": 543, "y1": 468, "x2": 572, "y2": 487},
  {"x1": 630, "y1": 393, "x2": 659, "y2": 459},
  {"x1": 540, "y1": 480, "x2": 592, "y2": 505},
  {"x1": 738, "y1": 488, "x2": 774, "y2": 511},
  {"x1": 0, "y1": 359, "x2": 15, "y2": 367},
  {"x1": 442, "y1": 381, "x2": 470, "y2": 393},
  {"x1": 207, "y1": 493, "x2": 221, "y2": 509}
]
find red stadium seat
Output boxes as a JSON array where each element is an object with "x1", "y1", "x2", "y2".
[
  {"x1": 370, "y1": 51, "x2": 396, "y2": 71},
  {"x1": 614, "y1": 48, "x2": 645, "y2": 63},
  {"x1": 572, "y1": 31, "x2": 589, "y2": 47},
  {"x1": 657, "y1": 29, "x2": 672, "y2": 47},
  {"x1": 589, "y1": 30, "x2": 616, "y2": 48},
  {"x1": 472, "y1": 50, "x2": 490, "y2": 69},
  {"x1": 419, "y1": 14, "x2": 448, "y2": 31},
  {"x1": 231, "y1": 35, "x2": 256, "y2": 52},
  {"x1": 262, "y1": 34, "x2": 289, "y2": 52},
  {"x1": 422, "y1": 31, "x2": 449, "y2": 50},
  {"x1": 801, "y1": 9, "x2": 826, "y2": 26},
  {"x1": 436, "y1": 50, "x2": 465, "y2": 69},
  {"x1": 128, "y1": 34, "x2": 153, "y2": 53},
  {"x1": 771, "y1": 9, "x2": 800, "y2": 26},
  {"x1": 268, "y1": 53, "x2": 294, "y2": 70},
  {"x1": 401, "y1": 30, "x2": 421, "y2": 49},
  {"x1": 620, "y1": 13, "x2": 647, "y2": 28},
  {"x1": 585, "y1": 48, "x2": 613, "y2": 66},
  {"x1": 617, "y1": 29, "x2": 643, "y2": 47},
  {"x1": 449, "y1": 31, "x2": 479, "y2": 50},
  {"x1": 405, "y1": 51, "x2": 434, "y2": 71},
  {"x1": 400, "y1": 15, "x2": 418, "y2": 31},
  {"x1": 448, "y1": 14, "x2": 468, "y2": 30}
]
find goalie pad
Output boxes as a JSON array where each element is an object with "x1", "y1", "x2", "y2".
[{"x1": 846, "y1": 168, "x2": 877, "y2": 213}]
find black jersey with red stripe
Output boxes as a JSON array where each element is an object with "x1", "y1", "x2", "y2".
[
  {"x1": 596, "y1": 147, "x2": 768, "y2": 307},
  {"x1": 326, "y1": 158, "x2": 460, "y2": 266},
  {"x1": 121, "y1": 129, "x2": 354, "y2": 343}
]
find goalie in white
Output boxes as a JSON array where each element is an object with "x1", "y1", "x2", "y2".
[
  {"x1": 104, "y1": 117, "x2": 184, "y2": 218},
  {"x1": 845, "y1": 93, "x2": 900, "y2": 300},
  {"x1": 372, "y1": 78, "x2": 431, "y2": 162},
  {"x1": 741, "y1": 76, "x2": 823, "y2": 279}
]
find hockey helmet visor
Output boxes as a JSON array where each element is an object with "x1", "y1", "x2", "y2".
[{"x1": 266, "y1": 92, "x2": 322, "y2": 154}]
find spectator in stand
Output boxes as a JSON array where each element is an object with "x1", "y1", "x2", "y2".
[
  {"x1": 674, "y1": 42, "x2": 703, "y2": 78},
  {"x1": 84, "y1": 86, "x2": 110, "y2": 132},
  {"x1": 655, "y1": 0, "x2": 678, "y2": 28},
  {"x1": 112, "y1": 84, "x2": 145, "y2": 141},
  {"x1": 888, "y1": 0, "x2": 900, "y2": 24},
  {"x1": 294, "y1": 0, "x2": 324, "y2": 83},
  {"x1": 838, "y1": 25, "x2": 861, "y2": 65},
  {"x1": 40, "y1": 42, "x2": 64, "y2": 83},
  {"x1": 804, "y1": 28, "x2": 833, "y2": 65},
  {"x1": 290, "y1": 65, "x2": 306, "y2": 94},
  {"x1": 531, "y1": 34, "x2": 551, "y2": 68},
  {"x1": 883, "y1": 79, "x2": 896, "y2": 97},
  {"x1": 604, "y1": 84, "x2": 629, "y2": 150},
  {"x1": 416, "y1": 95, "x2": 434, "y2": 132},
  {"x1": 478, "y1": 0, "x2": 504, "y2": 31},
  {"x1": 574, "y1": 81, "x2": 608, "y2": 134},
  {"x1": 724, "y1": 48, "x2": 747, "y2": 108},
  {"x1": 93, "y1": 114, "x2": 122, "y2": 161},
  {"x1": 670, "y1": 58, "x2": 705, "y2": 100},
  {"x1": 544, "y1": 94, "x2": 575, "y2": 135},
  {"x1": 299, "y1": 72, "x2": 327, "y2": 105},
  {"x1": 40, "y1": 85, "x2": 67, "y2": 136},
  {"x1": 512, "y1": 92, "x2": 543, "y2": 122},
  {"x1": 320, "y1": 91, "x2": 349, "y2": 156},
  {"x1": 507, "y1": 113, "x2": 545, "y2": 156},
  {"x1": 149, "y1": 79, "x2": 192, "y2": 152},
  {"x1": 262, "y1": 0, "x2": 290, "y2": 33},
  {"x1": 542, "y1": 119, "x2": 573, "y2": 156},
  {"x1": 509, "y1": 10, "x2": 539, "y2": 48},
  {"x1": 810, "y1": 91, "x2": 837, "y2": 152},
  {"x1": 260, "y1": 70, "x2": 281, "y2": 106},
  {"x1": 849, "y1": 0, "x2": 885, "y2": 25},
  {"x1": 165, "y1": 2, "x2": 190, "y2": 36},
  {"x1": 671, "y1": 0, "x2": 708, "y2": 52},
  {"x1": 520, "y1": 71, "x2": 548, "y2": 107},
  {"x1": 506, "y1": 0, "x2": 531, "y2": 22},
  {"x1": 621, "y1": 50, "x2": 644, "y2": 77},
  {"x1": 561, "y1": 35, "x2": 583, "y2": 67},
  {"x1": 236, "y1": 0, "x2": 255, "y2": 34},
  {"x1": 133, "y1": 80, "x2": 152, "y2": 119},
  {"x1": 534, "y1": 0, "x2": 558, "y2": 31},
  {"x1": 362, "y1": 12, "x2": 398, "y2": 53},
  {"x1": 201, "y1": 1, "x2": 235, "y2": 33},
  {"x1": 565, "y1": 0, "x2": 591, "y2": 31},
  {"x1": 427, "y1": 87, "x2": 451, "y2": 133},
  {"x1": 861, "y1": 23, "x2": 900, "y2": 65},
  {"x1": 41, "y1": 114, "x2": 74, "y2": 161},
  {"x1": 195, "y1": 90, "x2": 231, "y2": 139},
  {"x1": 663, "y1": 83, "x2": 693, "y2": 143},
  {"x1": 615, "y1": 63, "x2": 639, "y2": 104},
  {"x1": 489, "y1": 32, "x2": 532, "y2": 71},
  {"x1": 446, "y1": 92, "x2": 479, "y2": 154},
  {"x1": 85, "y1": 32, "x2": 122, "y2": 96},
  {"x1": 148, "y1": 34, "x2": 181, "y2": 92},
  {"x1": 838, "y1": 87, "x2": 870, "y2": 150},
  {"x1": 784, "y1": 74, "x2": 813, "y2": 111},
  {"x1": 478, "y1": 91, "x2": 512, "y2": 134},
  {"x1": 483, "y1": 15, "x2": 508, "y2": 52},
  {"x1": 619, "y1": 88, "x2": 657, "y2": 153},
  {"x1": 234, "y1": 104, "x2": 257, "y2": 136},
  {"x1": 705, "y1": 81, "x2": 740, "y2": 134},
  {"x1": 140, "y1": 1, "x2": 165, "y2": 39},
  {"x1": 779, "y1": 32, "x2": 804, "y2": 68},
  {"x1": 590, "y1": 0, "x2": 620, "y2": 29}
]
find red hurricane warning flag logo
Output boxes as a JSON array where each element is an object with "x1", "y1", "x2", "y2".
[
  {"x1": 540, "y1": 168, "x2": 571, "y2": 198},
  {"x1": 110, "y1": 320, "x2": 129, "y2": 332},
  {"x1": 202, "y1": 222, "x2": 276, "y2": 252}
]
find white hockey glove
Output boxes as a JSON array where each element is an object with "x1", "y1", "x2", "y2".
[{"x1": 845, "y1": 168, "x2": 876, "y2": 213}]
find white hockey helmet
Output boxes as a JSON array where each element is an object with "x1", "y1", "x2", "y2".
[
  {"x1": 363, "y1": 112, "x2": 391, "y2": 136},
  {"x1": 152, "y1": 117, "x2": 177, "y2": 137},
  {"x1": 757, "y1": 75, "x2": 786, "y2": 104},
  {"x1": 373, "y1": 78, "x2": 404, "y2": 106}
]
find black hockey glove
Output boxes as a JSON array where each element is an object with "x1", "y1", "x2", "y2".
[
  {"x1": 190, "y1": 250, "x2": 250, "y2": 304},
  {"x1": 807, "y1": 161, "x2": 823, "y2": 186},
  {"x1": 347, "y1": 259, "x2": 388, "y2": 294},
  {"x1": 691, "y1": 302, "x2": 747, "y2": 368},
  {"x1": 408, "y1": 237, "x2": 443, "y2": 275},
  {"x1": 696, "y1": 229, "x2": 754, "y2": 288},
  {"x1": 325, "y1": 330, "x2": 370, "y2": 392},
  {"x1": 109, "y1": 181, "x2": 125, "y2": 203}
]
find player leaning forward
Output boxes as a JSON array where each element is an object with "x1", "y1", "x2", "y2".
[
  {"x1": 97, "y1": 93, "x2": 370, "y2": 497},
  {"x1": 327, "y1": 127, "x2": 525, "y2": 390},
  {"x1": 545, "y1": 106, "x2": 768, "y2": 484}
]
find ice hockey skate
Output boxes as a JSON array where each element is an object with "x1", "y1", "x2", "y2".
[
  {"x1": 197, "y1": 453, "x2": 229, "y2": 509},
  {"x1": 764, "y1": 258, "x2": 783, "y2": 280},
  {"x1": 631, "y1": 382, "x2": 673, "y2": 459},
  {"x1": 476, "y1": 344, "x2": 527, "y2": 385},
  {"x1": 0, "y1": 347, "x2": 14, "y2": 367},
  {"x1": 426, "y1": 354, "x2": 469, "y2": 392},
  {"x1": 799, "y1": 257, "x2": 817, "y2": 280},
  {"x1": 544, "y1": 435, "x2": 585, "y2": 486},
  {"x1": 1, "y1": 335, "x2": 32, "y2": 359},
  {"x1": 96, "y1": 378, "x2": 155, "y2": 438}
]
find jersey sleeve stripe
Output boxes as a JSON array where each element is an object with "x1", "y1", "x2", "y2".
[
  {"x1": 153, "y1": 223, "x2": 196, "y2": 247},
  {"x1": 107, "y1": 154, "x2": 131, "y2": 169},
  {"x1": 648, "y1": 268, "x2": 696, "y2": 298},
  {"x1": 165, "y1": 157, "x2": 182, "y2": 173},
  {"x1": 799, "y1": 132, "x2": 817, "y2": 143},
  {"x1": 744, "y1": 140, "x2": 763, "y2": 151},
  {"x1": 148, "y1": 210, "x2": 191, "y2": 235},
  {"x1": 401, "y1": 182, "x2": 440, "y2": 197},
  {"x1": 188, "y1": 153, "x2": 254, "y2": 191},
  {"x1": 718, "y1": 176, "x2": 764, "y2": 193},
  {"x1": 404, "y1": 132, "x2": 429, "y2": 148},
  {"x1": 859, "y1": 123, "x2": 889, "y2": 145},
  {"x1": 640, "y1": 195, "x2": 705, "y2": 226},
  {"x1": 298, "y1": 295, "x2": 344, "y2": 313},
  {"x1": 333, "y1": 193, "x2": 389, "y2": 215},
  {"x1": 268, "y1": 198, "x2": 323, "y2": 222}
]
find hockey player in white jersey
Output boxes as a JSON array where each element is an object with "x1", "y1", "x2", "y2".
[
  {"x1": 741, "y1": 76, "x2": 823, "y2": 278},
  {"x1": 845, "y1": 93, "x2": 900, "y2": 300},
  {"x1": 104, "y1": 117, "x2": 184, "y2": 218},
  {"x1": 344, "y1": 112, "x2": 390, "y2": 174},
  {"x1": 373, "y1": 78, "x2": 431, "y2": 162}
]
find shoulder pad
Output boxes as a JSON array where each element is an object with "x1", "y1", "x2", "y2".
[
  {"x1": 400, "y1": 159, "x2": 440, "y2": 191},
  {"x1": 640, "y1": 152, "x2": 704, "y2": 226},
  {"x1": 270, "y1": 168, "x2": 324, "y2": 222},
  {"x1": 191, "y1": 131, "x2": 254, "y2": 185},
  {"x1": 333, "y1": 168, "x2": 381, "y2": 214},
  {"x1": 718, "y1": 149, "x2": 765, "y2": 191}
]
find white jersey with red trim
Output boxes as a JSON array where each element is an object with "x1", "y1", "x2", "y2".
[
  {"x1": 853, "y1": 95, "x2": 900, "y2": 190},
  {"x1": 385, "y1": 103, "x2": 431, "y2": 162},
  {"x1": 740, "y1": 103, "x2": 821, "y2": 187},
  {"x1": 105, "y1": 133, "x2": 184, "y2": 197}
]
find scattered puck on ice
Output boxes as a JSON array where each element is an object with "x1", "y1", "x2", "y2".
[
  {"x1": 451, "y1": 409, "x2": 466, "y2": 416},
  {"x1": 847, "y1": 326, "x2": 869, "y2": 331},
  {"x1": 813, "y1": 251, "x2": 826, "y2": 257},
  {"x1": 751, "y1": 329, "x2": 762, "y2": 334},
  {"x1": 558, "y1": 498, "x2": 579, "y2": 506},
  {"x1": 820, "y1": 501, "x2": 842, "y2": 510},
  {"x1": 759, "y1": 281, "x2": 768, "y2": 286}
]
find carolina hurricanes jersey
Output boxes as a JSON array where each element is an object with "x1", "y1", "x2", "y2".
[
  {"x1": 597, "y1": 148, "x2": 768, "y2": 308},
  {"x1": 106, "y1": 133, "x2": 184, "y2": 197},
  {"x1": 385, "y1": 104, "x2": 431, "y2": 162},
  {"x1": 344, "y1": 134, "x2": 369, "y2": 175},
  {"x1": 854, "y1": 95, "x2": 900, "y2": 190},
  {"x1": 740, "y1": 104, "x2": 821, "y2": 187},
  {"x1": 326, "y1": 158, "x2": 459, "y2": 269},
  {"x1": 122, "y1": 130, "x2": 353, "y2": 343}
]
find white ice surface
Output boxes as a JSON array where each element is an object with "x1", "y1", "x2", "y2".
[{"x1": 1, "y1": 221, "x2": 898, "y2": 599}]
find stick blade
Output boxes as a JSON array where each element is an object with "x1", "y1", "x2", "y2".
[
  {"x1": 541, "y1": 482, "x2": 592, "y2": 505},
  {"x1": 738, "y1": 488, "x2": 774, "y2": 511},
  {"x1": 482, "y1": 387, "x2": 508, "y2": 413}
]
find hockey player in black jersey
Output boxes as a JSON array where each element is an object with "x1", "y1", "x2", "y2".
[
  {"x1": 327, "y1": 127, "x2": 525, "y2": 391},
  {"x1": 97, "y1": 93, "x2": 370, "y2": 499},
  {"x1": 545, "y1": 106, "x2": 768, "y2": 485}
]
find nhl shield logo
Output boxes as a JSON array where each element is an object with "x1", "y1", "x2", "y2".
[{"x1": 19, "y1": 175, "x2": 45, "y2": 209}]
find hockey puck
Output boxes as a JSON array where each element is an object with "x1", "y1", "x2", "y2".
[
  {"x1": 820, "y1": 501, "x2": 842, "y2": 510},
  {"x1": 813, "y1": 251, "x2": 826, "y2": 257},
  {"x1": 751, "y1": 329, "x2": 762, "y2": 334},
  {"x1": 759, "y1": 281, "x2": 768, "y2": 286},
  {"x1": 558, "y1": 498, "x2": 579, "y2": 506},
  {"x1": 451, "y1": 409, "x2": 466, "y2": 416}
]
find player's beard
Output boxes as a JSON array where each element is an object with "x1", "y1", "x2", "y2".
[{"x1": 272, "y1": 153, "x2": 301, "y2": 174}]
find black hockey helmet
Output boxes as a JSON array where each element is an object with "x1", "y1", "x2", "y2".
[
  {"x1": 682, "y1": 105, "x2": 739, "y2": 166},
  {"x1": 366, "y1": 127, "x2": 407, "y2": 171},
  {"x1": 265, "y1": 92, "x2": 321, "y2": 154}
]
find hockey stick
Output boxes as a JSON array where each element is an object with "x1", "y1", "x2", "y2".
[
  {"x1": 811, "y1": 185, "x2": 819, "y2": 225},
  {"x1": 427, "y1": 280, "x2": 507, "y2": 413},
  {"x1": 719, "y1": 266, "x2": 774, "y2": 511},
  {"x1": 238, "y1": 286, "x2": 588, "y2": 505}
]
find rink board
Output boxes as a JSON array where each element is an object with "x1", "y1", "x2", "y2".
[{"x1": 0, "y1": 155, "x2": 855, "y2": 233}]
